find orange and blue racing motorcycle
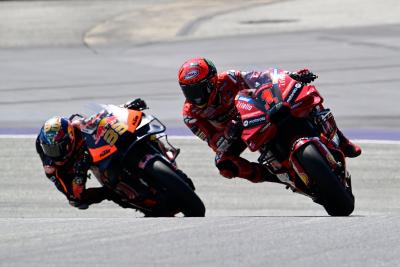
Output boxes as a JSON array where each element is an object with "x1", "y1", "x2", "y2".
[{"x1": 72, "y1": 100, "x2": 205, "y2": 217}]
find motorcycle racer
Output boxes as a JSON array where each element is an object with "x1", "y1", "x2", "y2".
[
  {"x1": 178, "y1": 57, "x2": 361, "y2": 183},
  {"x1": 36, "y1": 99, "x2": 150, "y2": 209},
  {"x1": 36, "y1": 116, "x2": 108, "y2": 209}
]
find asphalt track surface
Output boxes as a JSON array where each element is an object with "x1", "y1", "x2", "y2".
[{"x1": 1, "y1": 0, "x2": 400, "y2": 266}]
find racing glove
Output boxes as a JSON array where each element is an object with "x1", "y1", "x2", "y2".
[
  {"x1": 71, "y1": 151, "x2": 92, "y2": 200},
  {"x1": 289, "y1": 69, "x2": 318, "y2": 84},
  {"x1": 123, "y1": 98, "x2": 148, "y2": 110}
]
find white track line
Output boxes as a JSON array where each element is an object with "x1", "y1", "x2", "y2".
[
  {"x1": 0, "y1": 135, "x2": 37, "y2": 139},
  {"x1": 352, "y1": 139, "x2": 400, "y2": 145},
  {"x1": 1, "y1": 135, "x2": 400, "y2": 145}
]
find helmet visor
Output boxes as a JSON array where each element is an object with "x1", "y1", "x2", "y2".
[
  {"x1": 181, "y1": 80, "x2": 213, "y2": 106},
  {"x1": 41, "y1": 138, "x2": 69, "y2": 160}
]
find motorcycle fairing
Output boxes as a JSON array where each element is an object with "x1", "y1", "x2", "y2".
[
  {"x1": 236, "y1": 69, "x2": 287, "y2": 151},
  {"x1": 119, "y1": 114, "x2": 167, "y2": 165},
  {"x1": 289, "y1": 84, "x2": 323, "y2": 118},
  {"x1": 103, "y1": 104, "x2": 142, "y2": 133},
  {"x1": 235, "y1": 92, "x2": 276, "y2": 151},
  {"x1": 88, "y1": 145, "x2": 118, "y2": 164},
  {"x1": 236, "y1": 69, "x2": 324, "y2": 151},
  {"x1": 81, "y1": 105, "x2": 143, "y2": 165}
]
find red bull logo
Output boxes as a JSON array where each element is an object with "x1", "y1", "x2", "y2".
[{"x1": 94, "y1": 116, "x2": 117, "y2": 144}]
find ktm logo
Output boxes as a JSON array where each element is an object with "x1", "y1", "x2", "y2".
[
  {"x1": 131, "y1": 115, "x2": 139, "y2": 126},
  {"x1": 100, "y1": 149, "x2": 110, "y2": 158}
]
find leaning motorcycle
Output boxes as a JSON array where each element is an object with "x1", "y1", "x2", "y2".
[
  {"x1": 234, "y1": 69, "x2": 355, "y2": 216},
  {"x1": 72, "y1": 101, "x2": 205, "y2": 217}
]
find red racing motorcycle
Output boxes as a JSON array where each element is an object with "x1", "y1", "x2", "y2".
[
  {"x1": 72, "y1": 100, "x2": 205, "y2": 217},
  {"x1": 234, "y1": 69, "x2": 355, "y2": 216}
]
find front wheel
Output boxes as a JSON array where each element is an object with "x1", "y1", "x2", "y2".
[
  {"x1": 144, "y1": 158, "x2": 205, "y2": 217},
  {"x1": 296, "y1": 143, "x2": 354, "y2": 216}
]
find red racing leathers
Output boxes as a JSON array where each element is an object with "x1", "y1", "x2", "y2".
[
  {"x1": 36, "y1": 123, "x2": 108, "y2": 209},
  {"x1": 183, "y1": 70, "x2": 281, "y2": 183}
]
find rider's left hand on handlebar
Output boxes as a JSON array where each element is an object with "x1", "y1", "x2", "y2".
[
  {"x1": 290, "y1": 68, "x2": 318, "y2": 84},
  {"x1": 123, "y1": 98, "x2": 148, "y2": 110}
]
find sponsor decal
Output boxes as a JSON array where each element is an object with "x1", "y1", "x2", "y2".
[
  {"x1": 237, "y1": 95, "x2": 252, "y2": 102},
  {"x1": 243, "y1": 115, "x2": 266, "y2": 128},
  {"x1": 237, "y1": 101, "x2": 253, "y2": 111},
  {"x1": 131, "y1": 115, "x2": 139, "y2": 127},
  {"x1": 95, "y1": 120, "x2": 108, "y2": 144},
  {"x1": 259, "y1": 122, "x2": 272, "y2": 133},
  {"x1": 291, "y1": 101, "x2": 304, "y2": 109},
  {"x1": 184, "y1": 69, "x2": 199, "y2": 80},
  {"x1": 262, "y1": 88, "x2": 278, "y2": 105},
  {"x1": 286, "y1": 83, "x2": 302, "y2": 103},
  {"x1": 100, "y1": 149, "x2": 110, "y2": 158}
]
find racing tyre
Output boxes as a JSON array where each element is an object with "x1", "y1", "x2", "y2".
[
  {"x1": 297, "y1": 143, "x2": 354, "y2": 216},
  {"x1": 144, "y1": 158, "x2": 205, "y2": 217}
]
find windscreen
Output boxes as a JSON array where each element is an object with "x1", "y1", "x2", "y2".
[{"x1": 241, "y1": 69, "x2": 285, "y2": 114}]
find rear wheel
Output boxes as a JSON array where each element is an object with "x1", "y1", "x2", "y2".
[
  {"x1": 144, "y1": 158, "x2": 205, "y2": 217},
  {"x1": 296, "y1": 143, "x2": 354, "y2": 216}
]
